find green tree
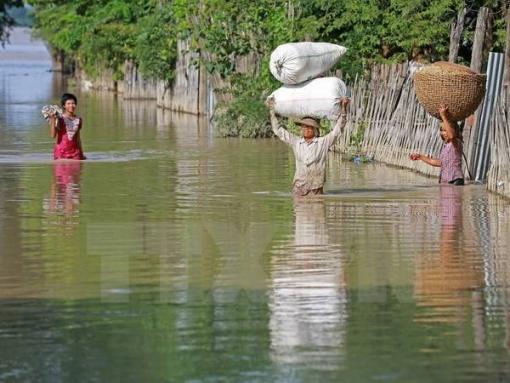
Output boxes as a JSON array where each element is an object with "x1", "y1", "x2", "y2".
[
  {"x1": 26, "y1": 0, "x2": 510, "y2": 137},
  {"x1": 28, "y1": 0, "x2": 159, "y2": 78},
  {"x1": 133, "y1": 6, "x2": 177, "y2": 84}
]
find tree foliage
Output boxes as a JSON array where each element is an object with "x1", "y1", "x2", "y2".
[
  {"x1": 27, "y1": 0, "x2": 510, "y2": 136},
  {"x1": 28, "y1": 0, "x2": 510, "y2": 79},
  {"x1": 133, "y1": 6, "x2": 177, "y2": 84}
]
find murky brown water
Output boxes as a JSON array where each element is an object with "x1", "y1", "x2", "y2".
[{"x1": 2, "y1": 28, "x2": 510, "y2": 382}]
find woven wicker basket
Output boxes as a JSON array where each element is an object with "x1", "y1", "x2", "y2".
[{"x1": 414, "y1": 61, "x2": 486, "y2": 121}]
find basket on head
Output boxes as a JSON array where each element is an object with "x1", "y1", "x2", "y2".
[{"x1": 413, "y1": 61, "x2": 486, "y2": 121}]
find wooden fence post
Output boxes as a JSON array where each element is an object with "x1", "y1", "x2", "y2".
[
  {"x1": 449, "y1": 7, "x2": 467, "y2": 62},
  {"x1": 504, "y1": 4, "x2": 510, "y2": 89},
  {"x1": 471, "y1": 7, "x2": 490, "y2": 73}
]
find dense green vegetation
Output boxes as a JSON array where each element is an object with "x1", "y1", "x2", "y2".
[{"x1": 27, "y1": 0, "x2": 509, "y2": 137}]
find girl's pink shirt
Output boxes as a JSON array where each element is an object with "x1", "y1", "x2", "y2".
[
  {"x1": 54, "y1": 116, "x2": 85, "y2": 160},
  {"x1": 439, "y1": 141, "x2": 463, "y2": 183}
]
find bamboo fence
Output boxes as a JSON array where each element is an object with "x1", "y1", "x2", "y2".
[
  {"x1": 337, "y1": 63, "x2": 510, "y2": 198},
  {"x1": 336, "y1": 62, "x2": 443, "y2": 180}
]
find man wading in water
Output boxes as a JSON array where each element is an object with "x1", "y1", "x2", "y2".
[{"x1": 266, "y1": 97, "x2": 350, "y2": 196}]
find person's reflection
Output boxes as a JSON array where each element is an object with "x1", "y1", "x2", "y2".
[
  {"x1": 415, "y1": 185, "x2": 484, "y2": 324},
  {"x1": 269, "y1": 198, "x2": 347, "y2": 368},
  {"x1": 44, "y1": 161, "x2": 82, "y2": 216}
]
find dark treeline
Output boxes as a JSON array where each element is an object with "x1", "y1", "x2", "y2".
[{"x1": 23, "y1": 0, "x2": 510, "y2": 136}]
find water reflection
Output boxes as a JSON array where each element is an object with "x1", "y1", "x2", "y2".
[
  {"x1": 0, "y1": 28, "x2": 52, "y2": 132},
  {"x1": 484, "y1": 195, "x2": 510, "y2": 354},
  {"x1": 122, "y1": 100, "x2": 157, "y2": 128},
  {"x1": 415, "y1": 186, "x2": 484, "y2": 324},
  {"x1": 43, "y1": 161, "x2": 82, "y2": 217},
  {"x1": 0, "y1": 167, "x2": 24, "y2": 295},
  {"x1": 270, "y1": 199, "x2": 347, "y2": 369}
]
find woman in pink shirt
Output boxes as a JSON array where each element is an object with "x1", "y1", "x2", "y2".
[
  {"x1": 410, "y1": 105, "x2": 464, "y2": 185},
  {"x1": 47, "y1": 93, "x2": 86, "y2": 160}
]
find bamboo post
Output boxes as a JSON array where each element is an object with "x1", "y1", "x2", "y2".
[
  {"x1": 449, "y1": 7, "x2": 467, "y2": 63},
  {"x1": 198, "y1": 61, "x2": 208, "y2": 115},
  {"x1": 504, "y1": 4, "x2": 510, "y2": 91}
]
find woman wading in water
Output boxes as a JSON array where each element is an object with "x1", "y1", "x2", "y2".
[{"x1": 266, "y1": 97, "x2": 350, "y2": 196}]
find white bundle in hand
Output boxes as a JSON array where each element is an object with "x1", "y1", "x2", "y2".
[
  {"x1": 270, "y1": 77, "x2": 347, "y2": 120},
  {"x1": 270, "y1": 42, "x2": 347, "y2": 85}
]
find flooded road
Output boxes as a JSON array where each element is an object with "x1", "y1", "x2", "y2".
[{"x1": 2, "y1": 28, "x2": 510, "y2": 382}]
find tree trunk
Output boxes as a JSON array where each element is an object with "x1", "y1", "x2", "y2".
[
  {"x1": 288, "y1": 0, "x2": 295, "y2": 38},
  {"x1": 449, "y1": 7, "x2": 467, "y2": 63},
  {"x1": 51, "y1": 50, "x2": 65, "y2": 72},
  {"x1": 470, "y1": 7, "x2": 490, "y2": 73},
  {"x1": 504, "y1": 4, "x2": 510, "y2": 89}
]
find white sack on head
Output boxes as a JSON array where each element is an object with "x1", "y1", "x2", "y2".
[
  {"x1": 270, "y1": 42, "x2": 347, "y2": 85},
  {"x1": 270, "y1": 77, "x2": 347, "y2": 120}
]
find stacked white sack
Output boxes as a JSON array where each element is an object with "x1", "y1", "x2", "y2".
[
  {"x1": 270, "y1": 77, "x2": 347, "y2": 120},
  {"x1": 270, "y1": 42, "x2": 347, "y2": 85}
]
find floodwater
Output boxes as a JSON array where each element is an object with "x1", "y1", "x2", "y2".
[{"x1": 2, "y1": 28, "x2": 510, "y2": 383}]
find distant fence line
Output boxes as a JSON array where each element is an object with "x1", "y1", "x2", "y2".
[
  {"x1": 77, "y1": 40, "x2": 216, "y2": 116},
  {"x1": 76, "y1": 39, "x2": 256, "y2": 117}
]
